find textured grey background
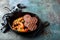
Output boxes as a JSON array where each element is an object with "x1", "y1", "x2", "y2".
[{"x1": 0, "y1": 0, "x2": 60, "y2": 40}]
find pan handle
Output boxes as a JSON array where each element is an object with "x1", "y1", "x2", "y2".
[{"x1": 43, "y1": 21, "x2": 50, "y2": 27}]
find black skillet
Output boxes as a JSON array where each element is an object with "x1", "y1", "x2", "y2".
[{"x1": 1, "y1": 4, "x2": 49, "y2": 37}]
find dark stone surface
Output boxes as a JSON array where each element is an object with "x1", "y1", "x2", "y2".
[{"x1": 0, "y1": 0, "x2": 60, "y2": 40}]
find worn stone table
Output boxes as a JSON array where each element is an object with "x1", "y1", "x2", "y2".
[{"x1": 0, "y1": 0, "x2": 60, "y2": 40}]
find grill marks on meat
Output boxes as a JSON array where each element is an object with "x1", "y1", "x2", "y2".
[
  {"x1": 28, "y1": 23, "x2": 37, "y2": 31},
  {"x1": 24, "y1": 14, "x2": 38, "y2": 31},
  {"x1": 24, "y1": 22, "x2": 29, "y2": 27},
  {"x1": 24, "y1": 14, "x2": 31, "y2": 22},
  {"x1": 30, "y1": 17, "x2": 38, "y2": 24}
]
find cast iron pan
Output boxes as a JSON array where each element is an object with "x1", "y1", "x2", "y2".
[{"x1": 7, "y1": 11, "x2": 42, "y2": 34}]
